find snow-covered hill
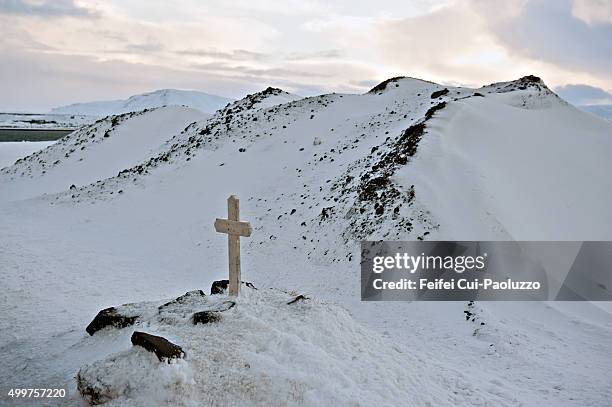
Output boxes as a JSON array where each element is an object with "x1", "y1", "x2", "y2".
[
  {"x1": 1, "y1": 106, "x2": 208, "y2": 200},
  {"x1": 1, "y1": 76, "x2": 611, "y2": 406},
  {"x1": 50, "y1": 89, "x2": 233, "y2": 116}
]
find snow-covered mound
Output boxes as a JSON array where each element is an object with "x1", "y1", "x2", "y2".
[
  {"x1": 396, "y1": 89, "x2": 611, "y2": 240},
  {"x1": 1, "y1": 77, "x2": 612, "y2": 406},
  {"x1": 50, "y1": 89, "x2": 232, "y2": 116},
  {"x1": 0, "y1": 106, "x2": 207, "y2": 201},
  {"x1": 75, "y1": 287, "x2": 485, "y2": 406}
]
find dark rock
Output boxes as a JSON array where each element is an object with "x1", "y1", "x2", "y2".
[
  {"x1": 193, "y1": 311, "x2": 222, "y2": 325},
  {"x1": 131, "y1": 331, "x2": 185, "y2": 361},
  {"x1": 192, "y1": 300, "x2": 235, "y2": 324},
  {"x1": 76, "y1": 372, "x2": 108, "y2": 405},
  {"x1": 424, "y1": 102, "x2": 446, "y2": 120},
  {"x1": 359, "y1": 176, "x2": 390, "y2": 201},
  {"x1": 368, "y1": 77, "x2": 405, "y2": 93},
  {"x1": 287, "y1": 295, "x2": 309, "y2": 305},
  {"x1": 86, "y1": 307, "x2": 138, "y2": 336},
  {"x1": 430, "y1": 88, "x2": 449, "y2": 99},
  {"x1": 319, "y1": 206, "x2": 334, "y2": 220},
  {"x1": 210, "y1": 280, "x2": 256, "y2": 295},
  {"x1": 520, "y1": 75, "x2": 541, "y2": 83}
]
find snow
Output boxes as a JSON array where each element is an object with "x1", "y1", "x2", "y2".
[
  {"x1": 0, "y1": 141, "x2": 55, "y2": 169},
  {"x1": 1, "y1": 76, "x2": 611, "y2": 406},
  {"x1": 74, "y1": 288, "x2": 467, "y2": 406},
  {"x1": 1, "y1": 106, "x2": 208, "y2": 201},
  {"x1": 50, "y1": 89, "x2": 232, "y2": 116},
  {"x1": 0, "y1": 113, "x2": 92, "y2": 129},
  {"x1": 0, "y1": 89, "x2": 230, "y2": 130},
  {"x1": 396, "y1": 92, "x2": 612, "y2": 240}
]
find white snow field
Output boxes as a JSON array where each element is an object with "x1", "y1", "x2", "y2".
[
  {"x1": 0, "y1": 113, "x2": 93, "y2": 129},
  {"x1": 1, "y1": 77, "x2": 611, "y2": 406},
  {"x1": 0, "y1": 141, "x2": 56, "y2": 169},
  {"x1": 50, "y1": 89, "x2": 232, "y2": 116}
]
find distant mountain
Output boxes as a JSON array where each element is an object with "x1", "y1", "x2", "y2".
[
  {"x1": 50, "y1": 89, "x2": 233, "y2": 116},
  {"x1": 578, "y1": 104, "x2": 612, "y2": 121}
]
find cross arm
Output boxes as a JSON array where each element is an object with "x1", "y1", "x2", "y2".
[{"x1": 214, "y1": 218, "x2": 252, "y2": 237}]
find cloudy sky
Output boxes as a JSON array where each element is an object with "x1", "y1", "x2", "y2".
[{"x1": 1, "y1": 0, "x2": 611, "y2": 111}]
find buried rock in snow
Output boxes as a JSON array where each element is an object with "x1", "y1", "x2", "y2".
[
  {"x1": 157, "y1": 289, "x2": 210, "y2": 325},
  {"x1": 86, "y1": 289, "x2": 214, "y2": 335},
  {"x1": 77, "y1": 346, "x2": 192, "y2": 406},
  {"x1": 86, "y1": 306, "x2": 138, "y2": 336},
  {"x1": 131, "y1": 331, "x2": 185, "y2": 361},
  {"x1": 158, "y1": 289, "x2": 206, "y2": 310},
  {"x1": 192, "y1": 300, "x2": 236, "y2": 325},
  {"x1": 210, "y1": 279, "x2": 256, "y2": 295},
  {"x1": 192, "y1": 311, "x2": 222, "y2": 324}
]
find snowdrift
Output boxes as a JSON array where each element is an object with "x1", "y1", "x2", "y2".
[
  {"x1": 0, "y1": 106, "x2": 207, "y2": 200},
  {"x1": 396, "y1": 89, "x2": 612, "y2": 240},
  {"x1": 76, "y1": 287, "x2": 457, "y2": 406}
]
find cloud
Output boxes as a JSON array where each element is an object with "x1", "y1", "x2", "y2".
[
  {"x1": 1, "y1": 0, "x2": 611, "y2": 111},
  {"x1": 571, "y1": 0, "x2": 612, "y2": 25},
  {"x1": 373, "y1": 0, "x2": 612, "y2": 90},
  {"x1": 0, "y1": 0, "x2": 98, "y2": 18},
  {"x1": 555, "y1": 84, "x2": 612, "y2": 105},
  {"x1": 478, "y1": 0, "x2": 612, "y2": 78},
  {"x1": 177, "y1": 49, "x2": 270, "y2": 62},
  {"x1": 285, "y1": 49, "x2": 343, "y2": 61},
  {"x1": 191, "y1": 61, "x2": 345, "y2": 80},
  {"x1": 124, "y1": 41, "x2": 165, "y2": 53},
  {"x1": 0, "y1": 49, "x2": 249, "y2": 112},
  {"x1": 176, "y1": 48, "x2": 342, "y2": 63},
  {"x1": 0, "y1": 44, "x2": 375, "y2": 112},
  {"x1": 375, "y1": 2, "x2": 511, "y2": 86},
  {"x1": 349, "y1": 79, "x2": 380, "y2": 88}
]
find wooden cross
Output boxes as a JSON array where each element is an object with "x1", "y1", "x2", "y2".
[{"x1": 214, "y1": 195, "x2": 252, "y2": 296}]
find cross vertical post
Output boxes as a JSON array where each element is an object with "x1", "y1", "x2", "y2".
[
  {"x1": 227, "y1": 195, "x2": 241, "y2": 296},
  {"x1": 214, "y1": 195, "x2": 252, "y2": 297}
]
